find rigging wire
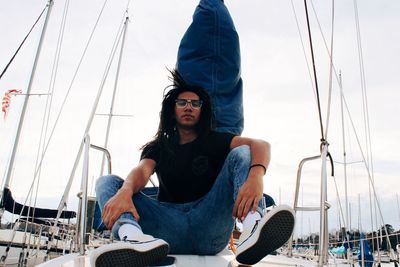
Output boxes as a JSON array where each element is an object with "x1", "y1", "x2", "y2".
[
  {"x1": 307, "y1": 1, "x2": 386, "y2": 247},
  {"x1": 26, "y1": 0, "x2": 71, "y2": 258},
  {"x1": 338, "y1": 72, "x2": 353, "y2": 255},
  {"x1": 289, "y1": 0, "x2": 316, "y2": 100},
  {"x1": 323, "y1": 0, "x2": 335, "y2": 141},
  {"x1": 308, "y1": 0, "x2": 343, "y2": 102},
  {"x1": 126, "y1": 0, "x2": 132, "y2": 14},
  {"x1": 287, "y1": 1, "x2": 385, "y2": 254},
  {"x1": 332, "y1": 175, "x2": 347, "y2": 235},
  {"x1": 308, "y1": 1, "x2": 340, "y2": 84},
  {"x1": 354, "y1": 0, "x2": 373, "y2": 172},
  {"x1": 306, "y1": 0, "x2": 339, "y2": 142},
  {"x1": 17, "y1": 0, "x2": 112, "y2": 223},
  {"x1": 303, "y1": 0, "x2": 325, "y2": 144},
  {"x1": 302, "y1": 2, "x2": 335, "y2": 262},
  {"x1": 32, "y1": 0, "x2": 70, "y2": 220},
  {"x1": 341, "y1": 93, "x2": 391, "y2": 250},
  {"x1": 0, "y1": 5, "x2": 47, "y2": 81},
  {"x1": 0, "y1": 1, "x2": 56, "y2": 263},
  {"x1": 1, "y1": 0, "x2": 113, "y2": 257},
  {"x1": 50, "y1": 8, "x2": 129, "y2": 234},
  {"x1": 353, "y1": 0, "x2": 385, "y2": 255},
  {"x1": 98, "y1": 12, "x2": 130, "y2": 178},
  {"x1": 49, "y1": 15, "x2": 128, "y2": 247}
]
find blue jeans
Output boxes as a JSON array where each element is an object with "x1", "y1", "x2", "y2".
[
  {"x1": 176, "y1": 0, "x2": 243, "y2": 135},
  {"x1": 94, "y1": 146, "x2": 263, "y2": 254}
]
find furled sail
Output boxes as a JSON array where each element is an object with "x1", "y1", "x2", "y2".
[{"x1": 1, "y1": 187, "x2": 76, "y2": 219}]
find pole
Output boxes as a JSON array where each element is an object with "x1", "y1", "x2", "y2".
[
  {"x1": 100, "y1": 15, "x2": 129, "y2": 176},
  {"x1": 0, "y1": 1, "x2": 55, "y2": 236},
  {"x1": 2, "y1": 0, "x2": 54, "y2": 192}
]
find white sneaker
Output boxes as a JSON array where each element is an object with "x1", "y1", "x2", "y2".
[
  {"x1": 90, "y1": 234, "x2": 169, "y2": 267},
  {"x1": 236, "y1": 205, "x2": 295, "y2": 265}
]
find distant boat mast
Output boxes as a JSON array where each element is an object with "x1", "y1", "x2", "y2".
[{"x1": 1, "y1": 0, "x2": 54, "y2": 195}]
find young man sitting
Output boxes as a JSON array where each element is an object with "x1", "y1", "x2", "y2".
[
  {"x1": 90, "y1": 70, "x2": 295, "y2": 266},
  {"x1": 91, "y1": 0, "x2": 295, "y2": 265}
]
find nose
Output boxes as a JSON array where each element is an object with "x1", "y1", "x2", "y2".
[{"x1": 184, "y1": 104, "x2": 193, "y2": 111}]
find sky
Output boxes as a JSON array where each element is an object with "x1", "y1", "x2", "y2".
[{"x1": 0, "y1": 0, "x2": 399, "y2": 237}]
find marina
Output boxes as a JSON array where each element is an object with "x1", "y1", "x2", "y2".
[{"x1": 1, "y1": 0, "x2": 399, "y2": 266}]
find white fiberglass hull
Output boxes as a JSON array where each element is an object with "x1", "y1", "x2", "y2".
[{"x1": 37, "y1": 248, "x2": 396, "y2": 267}]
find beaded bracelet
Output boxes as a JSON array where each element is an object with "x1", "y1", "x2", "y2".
[{"x1": 249, "y1": 163, "x2": 267, "y2": 175}]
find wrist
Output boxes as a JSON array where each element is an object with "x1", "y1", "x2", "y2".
[
  {"x1": 118, "y1": 186, "x2": 134, "y2": 197},
  {"x1": 249, "y1": 163, "x2": 267, "y2": 175}
]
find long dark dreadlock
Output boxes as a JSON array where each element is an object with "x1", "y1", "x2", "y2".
[{"x1": 141, "y1": 69, "x2": 214, "y2": 168}]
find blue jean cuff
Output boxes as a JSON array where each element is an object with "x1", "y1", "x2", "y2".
[{"x1": 111, "y1": 218, "x2": 142, "y2": 240}]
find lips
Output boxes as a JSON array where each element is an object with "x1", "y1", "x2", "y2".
[{"x1": 182, "y1": 114, "x2": 194, "y2": 119}]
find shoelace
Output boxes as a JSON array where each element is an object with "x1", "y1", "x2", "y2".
[
  {"x1": 237, "y1": 219, "x2": 261, "y2": 248},
  {"x1": 122, "y1": 236, "x2": 140, "y2": 243},
  {"x1": 250, "y1": 219, "x2": 260, "y2": 235}
]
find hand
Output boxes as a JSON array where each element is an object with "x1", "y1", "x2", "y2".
[
  {"x1": 102, "y1": 188, "x2": 140, "y2": 229},
  {"x1": 233, "y1": 175, "x2": 263, "y2": 221}
]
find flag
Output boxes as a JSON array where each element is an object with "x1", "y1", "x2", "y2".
[{"x1": 2, "y1": 89, "x2": 22, "y2": 119}]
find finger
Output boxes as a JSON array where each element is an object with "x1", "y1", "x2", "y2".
[
  {"x1": 107, "y1": 215, "x2": 117, "y2": 229},
  {"x1": 104, "y1": 207, "x2": 116, "y2": 229},
  {"x1": 239, "y1": 199, "x2": 249, "y2": 220},
  {"x1": 251, "y1": 198, "x2": 260, "y2": 213},
  {"x1": 109, "y1": 209, "x2": 124, "y2": 229},
  {"x1": 102, "y1": 203, "x2": 111, "y2": 223},
  {"x1": 242, "y1": 198, "x2": 254, "y2": 220},
  {"x1": 233, "y1": 200, "x2": 239, "y2": 218},
  {"x1": 105, "y1": 218, "x2": 111, "y2": 230},
  {"x1": 102, "y1": 208, "x2": 109, "y2": 228},
  {"x1": 237, "y1": 198, "x2": 247, "y2": 220},
  {"x1": 233, "y1": 194, "x2": 243, "y2": 217},
  {"x1": 104, "y1": 208, "x2": 118, "y2": 229},
  {"x1": 131, "y1": 205, "x2": 140, "y2": 222}
]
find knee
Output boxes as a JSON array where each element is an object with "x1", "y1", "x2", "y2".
[
  {"x1": 228, "y1": 145, "x2": 250, "y2": 162},
  {"x1": 95, "y1": 174, "x2": 123, "y2": 193}
]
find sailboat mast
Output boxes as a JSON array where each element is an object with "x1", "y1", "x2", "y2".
[
  {"x1": 339, "y1": 72, "x2": 353, "y2": 261},
  {"x1": 339, "y1": 73, "x2": 350, "y2": 226},
  {"x1": 2, "y1": 0, "x2": 54, "y2": 191},
  {"x1": 99, "y1": 15, "x2": 129, "y2": 177},
  {"x1": 302, "y1": 0, "x2": 330, "y2": 264},
  {"x1": 319, "y1": 144, "x2": 329, "y2": 266},
  {"x1": 54, "y1": 12, "x2": 129, "y2": 223}
]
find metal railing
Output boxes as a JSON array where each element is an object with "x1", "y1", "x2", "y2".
[
  {"x1": 76, "y1": 134, "x2": 112, "y2": 255},
  {"x1": 287, "y1": 143, "x2": 331, "y2": 266}
]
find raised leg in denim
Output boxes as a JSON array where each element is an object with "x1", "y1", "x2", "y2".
[
  {"x1": 95, "y1": 175, "x2": 193, "y2": 253},
  {"x1": 94, "y1": 145, "x2": 262, "y2": 254},
  {"x1": 176, "y1": 0, "x2": 243, "y2": 135},
  {"x1": 187, "y1": 145, "x2": 263, "y2": 254}
]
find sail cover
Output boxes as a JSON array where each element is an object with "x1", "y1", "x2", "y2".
[{"x1": 1, "y1": 187, "x2": 76, "y2": 219}]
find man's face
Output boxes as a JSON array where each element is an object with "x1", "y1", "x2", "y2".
[{"x1": 174, "y1": 91, "x2": 202, "y2": 130}]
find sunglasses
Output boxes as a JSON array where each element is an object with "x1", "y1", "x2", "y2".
[{"x1": 175, "y1": 99, "x2": 203, "y2": 109}]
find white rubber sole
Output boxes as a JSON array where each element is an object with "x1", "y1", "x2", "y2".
[
  {"x1": 236, "y1": 205, "x2": 295, "y2": 265},
  {"x1": 90, "y1": 239, "x2": 169, "y2": 267}
]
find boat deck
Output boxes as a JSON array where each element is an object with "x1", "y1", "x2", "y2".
[
  {"x1": 38, "y1": 250, "x2": 319, "y2": 267},
  {"x1": 35, "y1": 248, "x2": 398, "y2": 267}
]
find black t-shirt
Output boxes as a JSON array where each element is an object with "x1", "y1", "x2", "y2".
[{"x1": 141, "y1": 131, "x2": 235, "y2": 203}]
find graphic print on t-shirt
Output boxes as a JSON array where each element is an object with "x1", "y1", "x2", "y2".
[{"x1": 191, "y1": 155, "x2": 209, "y2": 176}]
